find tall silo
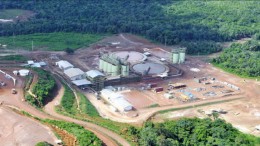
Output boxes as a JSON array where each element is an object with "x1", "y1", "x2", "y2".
[
  {"x1": 179, "y1": 48, "x2": 186, "y2": 63},
  {"x1": 99, "y1": 59, "x2": 104, "y2": 70},
  {"x1": 103, "y1": 61, "x2": 108, "y2": 73},
  {"x1": 107, "y1": 62, "x2": 112, "y2": 75},
  {"x1": 121, "y1": 64, "x2": 129, "y2": 76},
  {"x1": 111, "y1": 64, "x2": 120, "y2": 76},
  {"x1": 172, "y1": 49, "x2": 179, "y2": 64}
]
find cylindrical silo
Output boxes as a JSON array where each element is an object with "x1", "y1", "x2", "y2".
[
  {"x1": 172, "y1": 50, "x2": 179, "y2": 64},
  {"x1": 111, "y1": 64, "x2": 120, "y2": 76},
  {"x1": 108, "y1": 62, "x2": 113, "y2": 75},
  {"x1": 99, "y1": 59, "x2": 104, "y2": 70},
  {"x1": 179, "y1": 49, "x2": 186, "y2": 63},
  {"x1": 103, "y1": 61, "x2": 108, "y2": 73},
  {"x1": 121, "y1": 64, "x2": 129, "y2": 76}
]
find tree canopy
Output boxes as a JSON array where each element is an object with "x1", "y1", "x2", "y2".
[
  {"x1": 0, "y1": 0, "x2": 259, "y2": 54},
  {"x1": 138, "y1": 118, "x2": 260, "y2": 146},
  {"x1": 212, "y1": 37, "x2": 260, "y2": 78}
]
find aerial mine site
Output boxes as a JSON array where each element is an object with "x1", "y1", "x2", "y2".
[{"x1": 0, "y1": 1, "x2": 259, "y2": 146}]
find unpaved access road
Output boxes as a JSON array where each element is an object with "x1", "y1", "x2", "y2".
[
  {"x1": 0, "y1": 68, "x2": 130, "y2": 146},
  {"x1": 44, "y1": 80, "x2": 130, "y2": 146},
  {"x1": 0, "y1": 106, "x2": 57, "y2": 146}
]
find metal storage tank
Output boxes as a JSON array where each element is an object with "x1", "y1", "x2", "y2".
[
  {"x1": 103, "y1": 61, "x2": 108, "y2": 73},
  {"x1": 172, "y1": 50, "x2": 179, "y2": 64},
  {"x1": 107, "y1": 63, "x2": 113, "y2": 74},
  {"x1": 111, "y1": 64, "x2": 120, "y2": 76},
  {"x1": 179, "y1": 48, "x2": 186, "y2": 63},
  {"x1": 121, "y1": 65, "x2": 129, "y2": 76},
  {"x1": 99, "y1": 59, "x2": 104, "y2": 70}
]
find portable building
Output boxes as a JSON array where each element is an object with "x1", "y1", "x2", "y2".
[
  {"x1": 64, "y1": 68, "x2": 85, "y2": 80},
  {"x1": 148, "y1": 83, "x2": 157, "y2": 88},
  {"x1": 27, "y1": 60, "x2": 34, "y2": 65},
  {"x1": 168, "y1": 83, "x2": 186, "y2": 89},
  {"x1": 31, "y1": 63, "x2": 41, "y2": 68},
  {"x1": 19, "y1": 69, "x2": 30, "y2": 76},
  {"x1": 153, "y1": 87, "x2": 163, "y2": 93}
]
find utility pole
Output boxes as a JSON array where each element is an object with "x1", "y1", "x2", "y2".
[
  {"x1": 164, "y1": 35, "x2": 167, "y2": 46},
  {"x1": 12, "y1": 32, "x2": 17, "y2": 52},
  {"x1": 31, "y1": 41, "x2": 34, "y2": 51}
]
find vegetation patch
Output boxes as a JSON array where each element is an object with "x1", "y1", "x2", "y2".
[
  {"x1": 146, "y1": 104, "x2": 160, "y2": 108},
  {"x1": 138, "y1": 118, "x2": 260, "y2": 145},
  {"x1": 78, "y1": 92, "x2": 100, "y2": 117},
  {"x1": 59, "y1": 84, "x2": 78, "y2": 114},
  {"x1": 35, "y1": 141, "x2": 53, "y2": 146},
  {"x1": 0, "y1": 55, "x2": 27, "y2": 62},
  {"x1": 0, "y1": 32, "x2": 106, "y2": 51},
  {"x1": 43, "y1": 119, "x2": 102, "y2": 146},
  {"x1": 27, "y1": 69, "x2": 55, "y2": 108},
  {"x1": 212, "y1": 36, "x2": 260, "y2": 78}
]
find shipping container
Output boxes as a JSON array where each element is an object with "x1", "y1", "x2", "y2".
[
  {"x1": 153, "y1": 87, "x2": 163, "y2": 93},
  {"x1": 148, "y1": 83, "x2": 157, "y2": 88}
]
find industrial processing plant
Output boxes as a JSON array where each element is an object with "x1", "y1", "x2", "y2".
[{"x1": 98, "y1": 49, "x2": 185, "y2": 79}]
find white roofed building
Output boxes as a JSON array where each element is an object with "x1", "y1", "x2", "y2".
[
  {"x1": 100, "y1": 89, "x2": 133, "y2": 112},
  {"x1": 56, "y1": 60, "x2": 74, "y2": 70},
  {"x1": 27, "y1": 60, "x2": 34, "y2": 65},
  {"x1": 86, "y1": 70, "x2": 105, "y2": 78},
  {"x1": 72, "y1": 79, "x2": 91, "y2": 87},
  {"x1": 86, "y1": 70, "x2": 105, "y2": 91},
  {"x1": 64, "y1": 68, "x2": 85, "y2": 81}
]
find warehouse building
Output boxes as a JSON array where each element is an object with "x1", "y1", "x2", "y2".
[
  {"x1": 86, "y1": 70, "x2": 105, "y2": 91},
  {"x1": 64, "y1": 68, "x2": 85, "y2": 81},
  {"x1": 72, "y1": 79, "x2": 91, "y2": 88},
  {"x1": 100, "y1": 89, "x2": 133, "y2": 112},
  {"x1": 56, "y1": 60, "x2": 74, "y2": 70}
]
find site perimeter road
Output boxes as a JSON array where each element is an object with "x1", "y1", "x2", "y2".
[
  {"x1": 44, "y1": 79, "x2": 130, "y2": 146},
  {"x1": 0, "y1": 68, "x2": 129, "y2": 146}
]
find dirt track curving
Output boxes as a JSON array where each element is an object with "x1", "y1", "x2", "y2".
[
  {"x1": 0, "y1": 68, "x2": 130, "y2": 146},
  {"x1": 44, "y1": 79, "x2": 129, "y2": 146}
]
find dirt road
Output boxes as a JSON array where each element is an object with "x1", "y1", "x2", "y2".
[
  {"x1": 43, "y1": 79, "x2": 130, "y2": 146},
  {"x1": 0, "y1": 68, "x2": 130, "y2": 146}
]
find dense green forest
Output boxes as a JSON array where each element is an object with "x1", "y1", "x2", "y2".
[
  {"x1": 137, "y1": 118, "x2": 260, "y2": 146},
  {"x1": 0, "y1": 1, "x2": 259, "y2": 54},
  {"x1": 212, "y1": 35, "x2": 260, "y2": 78}
]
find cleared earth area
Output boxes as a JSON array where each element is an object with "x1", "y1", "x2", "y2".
[{"x1": 0, "y1": 107, "x2": 56, "y2": 145}]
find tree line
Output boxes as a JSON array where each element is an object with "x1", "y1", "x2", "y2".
[
  {"x1": 0, "y1": 0, "x2": 259, "y2": 54},
  {"x1": 129, "y1": 118, "x2": 260, "y2": 146},
  {"x1": 212, "y1": 35, "x2": 260, "y2": 78}
]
